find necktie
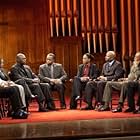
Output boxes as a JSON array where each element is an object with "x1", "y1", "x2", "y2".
[
  {"x1": 50, "y1": 65, "x2": 54, "y2": 78},
  {"x1": 83, "y1": 64, "x2": 89, "y2": 76},
  {"x1": 107, "y1": 63, "x2": 111, "y2": 72}
]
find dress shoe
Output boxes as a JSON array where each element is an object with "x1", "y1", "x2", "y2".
[
  {"x1": 133, "y1": 108, "x2": 140, "y2": 114},
  {"x1": 81, "y1": 106, "x2": 95, "y2": 110},
  {"x1": 95, "y1": 104, "x2": 103, "y2": 111},
  {"x1": 75, "y1": 96, "x2": 80, "y2": 101},
  {"x1": 98, "y1": 106, "x2": 110, "y2": 111},
  {"x1": 70, "y1": 106, "x2": 77, "y2": 110},
  {"x1": 39, "y1": 108, "x2": 48, "y2": 112},
  {"x1": 30, "y1": 94, "x2": 37, "y2": 99},
  {"x1": 124, "y1": 108, "x2": 135, "y2": 113},
  {"x1": 47, "y1": 103, "x2": 56, "y2": 110},
  {"x1": 47, "y1": 106, "x2": 56, "y2": 110},
  {"x1": 12, "y1": 109, "x2": 28, "y2": 119},
  {"x1": 112, "y1": 107, "x2": 122, "y2": 113},
  {"x1": 7, "y1": 111, "x2": 14, "y2": 117}
]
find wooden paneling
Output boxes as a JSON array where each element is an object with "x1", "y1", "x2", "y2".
[
  {"x1": 0, "y1": 0, "x2": 51, "y2": 73},
  {"x1": 0, "y1": 0, "x2": 140, "y2": 76},
  {"x1": 51, "y1": 36, "x2": 82, "y2": 78}
]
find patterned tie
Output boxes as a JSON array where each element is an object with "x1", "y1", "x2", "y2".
[{"x1": 107, "y1": 63, "x2": 111, "y2": 72}]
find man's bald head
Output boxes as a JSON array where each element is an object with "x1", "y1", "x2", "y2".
[
  {"x1": 16, "y1": 53, "x2": 26, "y2": 65},
  {"x1": 105, "y1": 51, "x2": 116, "y2": 62}
]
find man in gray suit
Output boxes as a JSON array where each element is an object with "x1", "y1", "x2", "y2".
[
  {"x1": 102, "y1": 52, "x2": 140, "y2": 113},
  {"x1": 39, "y1": 53, "x2": 68, "y2": 109}
]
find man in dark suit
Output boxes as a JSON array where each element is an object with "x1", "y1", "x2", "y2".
[
  {"x1": 0, "y1": 58, "x2": 35, "y2": 110},
  {"x1": 70, "y1": 53, "x2": 99, "y2": 110},
  {"x1": 10, "y1": 53, "x2": 55, "y2": 112},
  {"x1": 84, "y1": 51, "x2": 124, "y2": 111},
  {"x1": 39, "y1": 53, "x2": 68, "y2": 109},
  {"x1": 102, "y1": 52, "x2": 140, "y2": 113}
]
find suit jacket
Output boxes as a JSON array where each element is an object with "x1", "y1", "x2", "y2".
[
  {"x1": 77, "y1": 63, "x2": 99, "y2": 79},
  {"x1": 128, "y1": 63, "x2": 140, "y2": 81},
  {"x1": 39, "y1": 63, "x2": 68, "y2": 83},
  {"x1": 102, "y1": 60, "x2": 124, "y2": 81},
  {"x1": 10, "y1": 63, "x2": 37, "y2": 84}
]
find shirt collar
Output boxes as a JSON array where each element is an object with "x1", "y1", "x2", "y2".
[
  {"x1": 46, "y1": 63, "x2": 54, "y2": 67},
  {"x1": 108, "y1": 60, "x2": 115, "y2": 66},
  {"x1": 85, "y1": 63, "x2": 91, "y2": 67}
]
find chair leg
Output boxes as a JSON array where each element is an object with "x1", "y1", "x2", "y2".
[
  {"x1": 1, "y1": 99, "x2": 6, "y2": 117},
  {"x1": 0, "y1": 104, "x2": 3, "y2": 119},
  {"x1": 111, "y1": 100, "x2": 113, "y2": 109},
  {"x1": 80, "y1": 99, "x2": 82, "y2": 109}
]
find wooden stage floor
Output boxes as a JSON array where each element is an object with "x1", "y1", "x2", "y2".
[{"x1": 1, "y1": 117, "x2": 140, "y2": 140}]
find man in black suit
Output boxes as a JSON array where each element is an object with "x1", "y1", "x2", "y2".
[
  {"x1": 70, "y1": 53, "x2": 99, "y2": 109},
  {"x1": 84, "y1": 51, "x2": 124, "y2": 111},
  {"x1": 39, "y1": 53, "x2": 68, "y2": 109},
  {"x1": 10, "y1": 53, "x2": 55, "y2": 112},
  {"x1": 0, "y1": 78, "x2": 28, "y2": 119}
]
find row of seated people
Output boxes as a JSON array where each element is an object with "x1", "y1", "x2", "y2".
[
  {"x1": 70, "y1": 51, "x2": 140, "y2": 114},
  {"x1": 0, "y1": 53, "x2": 68, "y2": 119},
  {"x1": 0, "y1": 51, "x2": 140, "y2": 119}
]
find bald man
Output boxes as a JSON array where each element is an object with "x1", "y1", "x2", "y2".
[
  {"x1": 103, "y1": 52, "x2": 140, "y2": 113},
  {"x1": 83, "y1": 51, "x2": 124, "y2": 110},
  {"x1": 10, "y1": 53, "x2": 55, "y2": 112}
]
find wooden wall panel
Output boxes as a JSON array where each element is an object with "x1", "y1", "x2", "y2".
[
  {"x1": 0, "y1": 0, "x2": 140, "y2": 76},
  {"x1": 0, "y1": 0, "x2": 82, "y2": 77},
  {"x1": 51, "y1": 37, "x2": 82, "y2": 78}
]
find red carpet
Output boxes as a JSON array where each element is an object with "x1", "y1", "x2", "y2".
[{"x1": 0, "y1": 99, "x2": 140, "y2": 124}]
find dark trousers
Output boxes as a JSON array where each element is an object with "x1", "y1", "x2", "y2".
[
  {"x1": 49, "y1": 83, "x2": 66, "y2": 105},
  {"x1": 40, "y1": 83, "x2": 54, "y2": 103},
  {"x1": 84, "y1": 80, "x2": 107, "y2": 106},
  {"x1": 28, "y1": 82, "x2": 55, "y2": 109},
  {"x1": 127, "y1": 81, "x2": 140, "y2": 110},
  {"x1": 0, "y1": 86, "x2": 23, "y2": 112},
  {"x1": 84, "y1": 81, "x2": 97, "y2": 106},
  {"x1": 28, "y1": 83, "x2": 46, "y2": 103},
  {"x1": 70, "y1": 77, "x2": 87, "y2": 108},
  {"x1": 15, "y1": 79, "x2": 32, "y2": 100}
]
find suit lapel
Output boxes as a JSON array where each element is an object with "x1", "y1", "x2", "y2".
[
  {"x1": 80, "y1": 64, "x2": 84, "y2": 76},
  {"x1": 88, "y1": 64, "x2": 93, "y2": 77},
  {"x1": 17, "y1": 65, "x2": 28, "y2": 77}
]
